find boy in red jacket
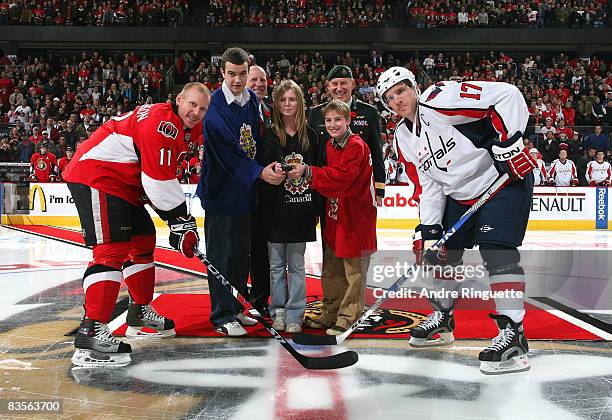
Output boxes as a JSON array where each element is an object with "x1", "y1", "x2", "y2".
[{"x1": 291, "y1": 100, "x2": 377, "y2": 335}]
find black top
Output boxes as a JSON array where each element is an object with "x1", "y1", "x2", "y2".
[{"x1": 259, "y1": 125, "x2": 319, "y2": 243}]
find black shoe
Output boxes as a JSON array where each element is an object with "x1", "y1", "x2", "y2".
[
  {"x1": 409, "y1": 301, "x2": 455, "y2": 347},
  {"x1": 72, "y1": 318, "x2": 131, "y2": 367},
  {"x1": 479, "y1": 314, "x2": 530, "y2": 375},
  {"x1": 125, "y1": 296, "x2": 176, "y2": 338}
]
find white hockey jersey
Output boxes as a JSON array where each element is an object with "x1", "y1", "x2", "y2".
[
  {"x1": 533, "y1": 159, "x2": 547, "y2": 186},
  {"x1": 548, "y1": 159, "x2": 577, "y2": 186},
  {"x1": 394, "y1": 81, "x2": 528, "y2": 225},
  {"x1": 586, "y1": 160, "x2": 611, "y2": 184}
]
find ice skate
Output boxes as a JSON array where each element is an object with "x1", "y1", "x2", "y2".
[
  {"x1": 479, "y1": 314, "x2": 530, "y2": 375},
  {"x1": 409, "y1": 302, "x2": 455, "y2": 347},
  {"x1": 72, "y1": 318, "x2": 132, "y2": 368},
  {"x1": 125, "y1": 297, "x2": 176, "y2": 338}
]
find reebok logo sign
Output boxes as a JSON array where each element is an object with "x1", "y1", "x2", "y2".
[{"x1": 596, "y1": 187, "x2": 608, "y2": 229}]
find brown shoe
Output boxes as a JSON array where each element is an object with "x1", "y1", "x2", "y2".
[
  {"x1": 326, "y1": 325, "x2": 347, "y2": 336},
  {"x1": 304, "y1": 318, "x2": 329, "y2": 329}
]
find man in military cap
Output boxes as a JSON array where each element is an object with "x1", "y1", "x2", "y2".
[{"x1": 307, "y1": 65, "x2": 385, "y2": 204}]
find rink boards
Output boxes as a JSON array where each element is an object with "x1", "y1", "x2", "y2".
[{"x1": 1, "y1": 182, "x2": 610, "y2": 230}]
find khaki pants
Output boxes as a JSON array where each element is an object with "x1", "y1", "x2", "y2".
[{"x1": 318, "y1": 246, "x2": 370, "y2": 329}]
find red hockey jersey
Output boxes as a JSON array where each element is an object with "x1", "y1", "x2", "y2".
[
  {"x1": 311, "y1": 133, "x2": 377, "y2": 258},
  {"x1": 30, "y1": 152, "x2": 57, "y2": 182},
  {"x1": 58, "y1": 156, "x2": 72, "y2": 178},
  {"x1": 188, "y1": 156, "x2": 201, "y2": 184},
  {"x1": 63, "y1": 103, "x2": 202, "y2": 212}
]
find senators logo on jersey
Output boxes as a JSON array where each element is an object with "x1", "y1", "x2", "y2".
[
  {"x1": 36, "y1": 158, "x2": 48, "y2": 170},
  {"x1": 157, "y1": 121, "x2": 179, "y2": 140}
]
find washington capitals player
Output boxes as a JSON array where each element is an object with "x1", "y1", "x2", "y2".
[
  {"x1": 63, "y1": 83, "x2": 210, "y2": 367},
  {"x1": 376, "y1": 67, "x2": 537, "y2": 375}
]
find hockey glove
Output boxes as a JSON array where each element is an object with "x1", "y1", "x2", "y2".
[
  {"x1": 168, "y1": 215, "x2": 198, "y2": 258},
  {"x1": 413, "y1": 224, "x2": 447, "y2": 266},
  {"x1": 598, "y1": 180, "x2": 611, "y2": 187},
  {"x1": 570, "y1": 178, "x2": 579, "y2": 187},
  {"x1": 491, "y1": 132, "x2": 537, "y2": 180},
  {"x1": 548, "y1": 179, "x2": 556, "y2": 186},
  {"x1": 589, "y1": 181, "x2": 597, "y2": 187}
]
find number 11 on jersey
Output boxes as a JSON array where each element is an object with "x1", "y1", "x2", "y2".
[{"x1": 159, "y1": 148, "x2": 172, "y2": 166}]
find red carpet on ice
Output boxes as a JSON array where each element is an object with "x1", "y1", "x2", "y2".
[{"x1": 12, "y1": 225, "x2": 604, "y2": 341}]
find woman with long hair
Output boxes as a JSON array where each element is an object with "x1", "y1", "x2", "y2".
[{"x1": 260, "y1": 79, "x2": 318, "y2": 334}]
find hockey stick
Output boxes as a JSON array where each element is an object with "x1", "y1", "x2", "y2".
[
  {"x1": 294, "y1": 173, "x2": 511, "y2": 346},
  {"x1": 192, "y1": 248, "x2": 359, "y2": 369}
]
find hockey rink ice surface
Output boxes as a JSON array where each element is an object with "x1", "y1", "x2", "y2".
[{"x1": 0, "y1": 226, "x2": 611, "y2": 420}]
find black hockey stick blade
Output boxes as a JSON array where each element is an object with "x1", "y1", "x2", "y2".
[
  {"x1": 297, "y1": 347, "x2": 358, "y2": 370},
  {"x1": 193, "y1": 248, "x2": 358, "y2": 369},
  {"x1": 293, "y1": 332, "x2": 338, "y2": 345}
]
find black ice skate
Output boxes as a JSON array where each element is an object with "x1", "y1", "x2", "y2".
[
  {"x1": 72, "y1": 318, "x2": 132, "y2": 368},
  {"x1": 409, "y1": 301, "x2": 455, "y2": 347},
  {"x1": 479, "y1": 314, "x2": 530, "y2": 375},
  {"x1": 125, "y1": 297, "x2": 176, "y2": 338}
]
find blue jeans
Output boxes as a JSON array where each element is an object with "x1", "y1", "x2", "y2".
[
  {"x1": 268, "y1": 242, "x2": 306, "y2": 325},
  {"x1": 205, "y1": 212, "x2": 250, "y2": 326}
]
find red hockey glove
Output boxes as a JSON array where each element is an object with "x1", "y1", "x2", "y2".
[
  {"x1": 169, "y1": 215, "x2": 198, "y2": 258},
  {"x1": 589, "y1": 181, "x2": 597, "y2": 187},
  {"x1": 413, "y1": 224, "x2": 447, "y2": 266},
  {"x1": 570, "y1": 178, "x2": 579, "y2": 186},
  {"x1": 597, "y1": 180, "x2": 610, "y2": 187},
  {"x1": 492, "y1": 132, "x2": 537, "y2": 180}
]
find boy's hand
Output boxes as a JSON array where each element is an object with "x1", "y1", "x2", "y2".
[{"x1": 287, "y1": 163, "x2": 307, "y2": 180}]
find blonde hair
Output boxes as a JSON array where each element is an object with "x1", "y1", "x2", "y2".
[
  {"x1": 322, "y1": 99, "x2": 350, "y2": 121},
  {"x1": 272, "y1": 80, "x2": 309, "y2": 151},
  {"x1": 180, "y1": 82, "x2": 210, "y2": 97}
]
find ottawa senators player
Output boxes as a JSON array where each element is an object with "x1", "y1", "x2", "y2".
[
  {"x1": 63, "y1": 83, "x2": 210, "y2": 367},
  {"x1": 29, "y1": 141, "x2": 58, "y2": 182},
  {"x1": 57, "y1": 145, "x2": 75, "y2": 181}
]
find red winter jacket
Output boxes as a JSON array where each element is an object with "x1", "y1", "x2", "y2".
[{"x1": 311, "y1": 133, "x2": 377, "y2": 258}]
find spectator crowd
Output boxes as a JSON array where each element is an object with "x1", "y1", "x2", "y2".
[
  {"x1": 0, "y1": 0, "x2": 192, "y2": 26},
  {"x1": 0, "y1": 1, "x2": 608, "y2": 28},
  {"x1": 0, "y1": 46, "x2": 610, "y2": 187}
]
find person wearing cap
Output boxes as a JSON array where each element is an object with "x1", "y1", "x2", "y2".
[
  {"x1": 29, "y1": 140, "x2": 58, "y2": 182},
  {"x1": 548, "y1": 145, "x2": 579, "y2": 186},
  {"x1": 539, "y1": 117, "x2": 556, "y2": 139},
  {"x1": 307, "y1": 64, "x2": 385, "y2": 205},
  {"x1": 529, "y1": 148, "x2": 547, "y2": 186},
  {"x1": 56, "y1": 144, "x2": 74, "y2": 179},
  {"x1": 28, "y1": 126, "x2": 43, "y2": 144}
]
